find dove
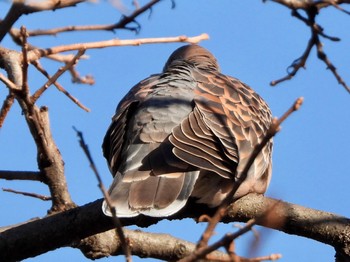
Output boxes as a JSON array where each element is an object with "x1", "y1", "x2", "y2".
[{"x1": 102, "y1": 44, "x2": 272, "y2": 217}]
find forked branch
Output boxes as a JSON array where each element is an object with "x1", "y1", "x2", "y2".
[{"x1": 267, "y1": 1, "x2": 350, "y2": 92}]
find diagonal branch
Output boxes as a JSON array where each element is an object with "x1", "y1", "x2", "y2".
[
  {"x1": 2, "y1": 188, "x2": 52, "y2": 201},
  {"x1": 73, "y1": 127, "x2": 131, "y2": 261},
  {"x1": 0, "y1": 92, "x2": 15, "y2": 128},
  {"x1": 31, "y1": 49, "x2": 90, "y2": 111},
  {"x1": 31, "y1": 60, "x2": 90, "y2": 112},
  {"x1": 31, "y1": 49, "x2": 86, "y2": 103}
]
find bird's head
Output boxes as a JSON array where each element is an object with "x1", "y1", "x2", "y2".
[{"x1": 163, "y1": 44, "x2": 220, "y2": 72}]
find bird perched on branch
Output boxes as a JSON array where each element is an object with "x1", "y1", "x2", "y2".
[{"x1": 102, "y1": 45, "x2": 273, "y2": 217}]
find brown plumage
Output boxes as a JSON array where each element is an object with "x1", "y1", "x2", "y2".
[{"x1": 102, "y1": 45, "x2": 273, "y2": 217}]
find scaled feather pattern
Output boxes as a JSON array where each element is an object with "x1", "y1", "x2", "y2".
[{"x1": 102, "y1": 45, "x2": 273, "y2": 217}]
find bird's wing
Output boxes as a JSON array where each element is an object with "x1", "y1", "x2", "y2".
[
  {"x1": 169, "y1": 69, "x2": 273, "y2": 199},
  {"x1": 102, "y1": 73, "x2": 200, "y2": 217},
  {"x1": 102, "y1": 74, "x2": 161, "y2": 175}
]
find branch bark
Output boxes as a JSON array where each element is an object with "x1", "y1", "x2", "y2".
[
  {"x1": 0, "y1": 0, "x2": 86, "y2": 41},
  {"x1": 0, "y1": 46, "x2": 75, "y2": 212},
  {"x1": 1, "y1": 194, "x2": 349, "y2": 261}
]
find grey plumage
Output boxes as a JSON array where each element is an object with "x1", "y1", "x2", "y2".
[{"x1": 102, "y1": 45, "x2": 273, "y2": 217}]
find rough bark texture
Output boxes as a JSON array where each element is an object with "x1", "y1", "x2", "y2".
[{"x1": 0, "y1": 194, "x2": 349, "y2": 261}]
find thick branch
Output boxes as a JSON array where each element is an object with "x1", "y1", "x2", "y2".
[
  {"x1": 0, "y1": 46, "x2": 75, "y2": 212},
  {"x1": 1, "y1": 194, "x2": 349, "y2": 261},
  {"x1": 76, "y1": 228, "x2": 233, "y2": 261}
]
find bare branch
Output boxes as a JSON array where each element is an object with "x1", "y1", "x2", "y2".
[
  {"x1": 0, "y1": 0, "x2": 87, "y2": 41},
  {"x1": 2, "y1": 188, "x2": 52, "y2": 201},
  {"x1": 27, "y1": 33, "x2": 210, "y2": 61},
  {"x1": 269, "y1": 5, "x2": 350, "y2": 91},
  {"x1": 0, "y1": 73, "x2": 19, "y2": 90},
  {"x1": 31, "y1": 60, "x2": 90, "y2": 112},
  {"x1": 73, "y1": 127, "x2": 132, "y2": 261},
  {"x1": 20, "y1": 26, "x2": 30, "y2": 97},
  {"x1": 68, "y1": 65, "x2": 95, "y2": 85},
  {"x1": 267, "y1": 0, "x2": 350, "y2": 10},
  {"x1": 24, "y1": 0, "x2": 162, "y2": 36},
  {"x1": 315, "y1": 36, "x2": 350, "y2": 93},
  {"x1": 0, "y1": 170, "x2": 42, "y2": 181},
  {"x1": 31, "y1": 49, "x2": 86, "y2": 102},
  {"x1": 1, "y1": 194, "x2": 349, "y2": 261},
  {"x1": 0, "y1": 92, "x2": 15, "y2": 128},
  {"x1": 0, "y1": 46, "x2": 75, "y2": 212}
]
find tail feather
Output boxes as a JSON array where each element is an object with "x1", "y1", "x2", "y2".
[{"x1": 102, "y1": 171, "x2": 199, "y2": 217}]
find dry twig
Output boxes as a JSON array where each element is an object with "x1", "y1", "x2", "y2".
[
  {"x1": 30, "y1": 50, "x2": 91, "y2": 112},
  {"x1": 68, "y1": 65, "x2": 95, "y2": 85},
  {"x1": 27, "y1": 33, "x2": 210, "y2": 61},
  {"x1": 0, "y1": 0, "x2": 86, "y2": 41},
  {"x1": 73, "y1": 127, "x2": 132, "y2": 262},
  {"x1": 2, "y1": 188, "x2": 52, "y2": 201},
  {"x1": 0, "y1": 170, "x2": 42, "y2": 181},
  {"x1": 268, "y1": 2, "x2": 350, "y2": 92},
  {"x1": 0, "y1": 93, "x2": 15, "y2": 128},
  {"x1": 23, "y1": 0, "x2": 162, "y2": 36}
]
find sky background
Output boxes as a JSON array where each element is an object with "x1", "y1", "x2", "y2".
[{"x1": 1, "y1": 0, "x2": 350, "y2": 261}]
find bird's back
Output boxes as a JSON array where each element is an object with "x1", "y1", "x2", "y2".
[{"x1": 102, "y1": 45, "x2": 272, "y2": 217}]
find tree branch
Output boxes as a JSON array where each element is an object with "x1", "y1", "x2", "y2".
[
  {"x1": 267, "y1": 0, "x2": 350, "y2": 92},
  {"x1": 2, "y1": 188, "x2": 52, "y2": 201},
  {"x1": 0, "y1": 170, "x2": 42, "y2": 181},
  {"x1": 0, "y1": 0, "x2": 87, "y2": 41},
  {"x1": 75, "y1": 228, "x2": 237, "y2": 261},
  {"x1": 23, "y1": 0, "x2": 163, "y2": 36},
  {"x1": 26, "y1": 33, "x2": 210, "y2": 61},
  {"x1": 0, "y1": 194, "x2": 349, "y2": 261},
  {"x1": 0, "y1": 46, "x2": 75, "y2": 213}
]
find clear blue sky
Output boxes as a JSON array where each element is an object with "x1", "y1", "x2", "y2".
[{"x1": 1, "y1": 1, "x2": 350, "y2": 261}]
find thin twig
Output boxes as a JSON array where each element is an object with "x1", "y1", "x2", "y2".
[
  {"x1": 31, "y1": 60, "x2": 90, "y2": 112},
  {"x1": 0, "y1": 0, "x2": 86, "y2": 41},
  {"x1": 2, "y1": 188, "x2": 52, "y2": 201},
  {"x1": 73, "y1": 127, "x2": 132, "y2": 262},
  {"x1": 0, "y1": 170, "x2": 43, "y2": 181},
  {"x1": 25, "y1": 0, "x2": 162, "y2": 36},
  {"x1": 330, "y1": 2, "x2": 350, "y2": 15},
  {"x1": 269, "y1": 4, "x2": 349, "y2": 92},
  {"x1": 31, "y1": 49, "x2": 86, "y2": 102},
  {"x1": 68, "y1": 65, "x2": 95, "y2": 85},
  {"x1": 315, "y1": 35, "x2": 350, "y2": 93},
  {"x1": 0, "y1": 92, "x2": 15, "y2": 128},
  {"x1": 32, "y1": 49, "x2": 87, "y2": 102},
  {"x1": 27, "y1": 34, "x2": 210, "y2": 61},
  {"x1": 185, "y1": 97, "x2": 304, "y2": 262},
  {"x1": 270, "y1": 10, "x2": 316, "y2": 86},
  {"x1": 186, "y1": 201, "x2": 283, "y2": 262}
]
